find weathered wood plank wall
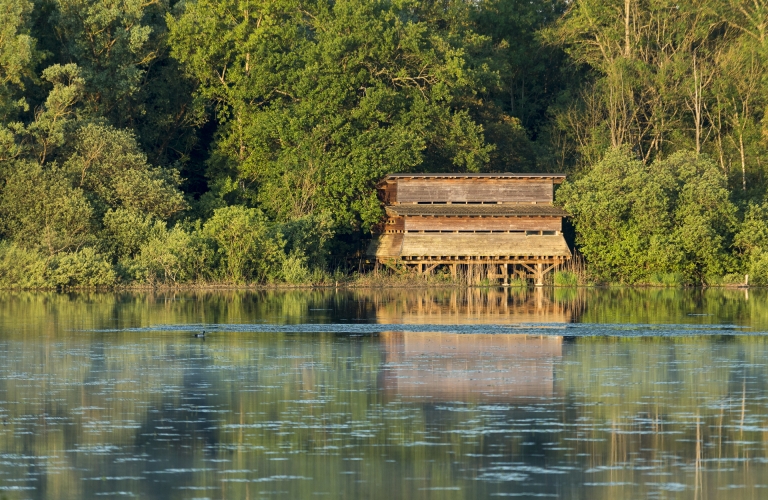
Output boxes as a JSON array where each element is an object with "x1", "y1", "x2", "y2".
[
  {"x1": 384, "y1": 217, "x2": 405, "y2": 232},
  {"x1": 395, "y1": 179, "x2": 553, "y2": 203},
  {"x1": 379, "y1": 182, "x2": 397, "y2": 204},
  {"x1": 368, "y1": 234, "x2": 403, "y2": 258},
  {"x1": 399, "y1": 233, "x2": 570, "y2": 257}
]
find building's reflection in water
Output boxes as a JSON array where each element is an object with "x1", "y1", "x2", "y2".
[
  {"x1": 374, "y1": 288, "x2": 573, "y2": 402},
  {"x1": 380, "y1": 332, "x2": 562, "y2": 402},
  {"x1": 372, "y1": 287, "x2": 582, "y2": 325}
]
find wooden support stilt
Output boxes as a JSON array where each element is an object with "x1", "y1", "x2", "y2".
[
  {"x1": 376, "y1": 257, "x2": 562, "y2": 285},
  {"x1": 535, "y1": 263, "x2": 544, "y2": 286},
  {"x1": 378, "y1": 259, "x2": 398, "y2": 272}
]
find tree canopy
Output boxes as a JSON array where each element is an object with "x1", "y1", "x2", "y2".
[
  {"x1": 1, "y1": 0, "x2": 768, "y2": 287},
  {"x1": 558, "y1": 148, "x2": 738, "y2": 284},
  {"x1": 167, "y1": 0, "x2": 507, "y2": 232}
]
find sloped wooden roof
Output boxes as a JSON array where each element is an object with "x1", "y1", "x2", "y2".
[
  {"x1": 386, "y1": 204, "x2": 569, "y2": 217},
  {"x1": 368, "y1": 233, "x2": 572, "y2": 259},
  {"x1": 382, "y1": 173, "x2": 566, "y2": 182}
]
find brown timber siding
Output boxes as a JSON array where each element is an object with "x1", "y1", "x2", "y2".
[
  {"x1": 378, "y1": 181, "x2": 397, "y2": 204},
  {"x1": 384, "y1": 217, "x2": 405, "y2": 232},
  {"x1": 398, "y1": 233, "x2": 571, "y2": 258},
  {"x1": 404, "y1": 216, "x2": 561, "y2": 232},
  {"x1": 367, "y1": 234, "x2": 403, "y2": 258},
  {"x1": 394, "y1": 178, "x2": 553, "y2": 203}
]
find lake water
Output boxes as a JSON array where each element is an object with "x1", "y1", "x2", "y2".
[{"x1": 0, "y1": 287, "x2": 767, "y2": 499}]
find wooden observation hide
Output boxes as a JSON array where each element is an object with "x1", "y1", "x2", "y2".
[{"x1": 367, "y1": 173, "x2": 571, "y2": 284}]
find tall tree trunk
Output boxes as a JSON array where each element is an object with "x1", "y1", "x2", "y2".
[
  {"x1": 692, "y1": 55, "x2": 702, "y2": 154},
  {"x1": 740, "y1": 132, "x2": 747, "y2": 191},
  {"x1": 625, "y1": 0, "x2": 631, "y2": 57}
]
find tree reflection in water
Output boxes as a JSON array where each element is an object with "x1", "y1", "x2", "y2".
[{"x1": 0, "y1": 288, "x2": 765, "y2": 499}]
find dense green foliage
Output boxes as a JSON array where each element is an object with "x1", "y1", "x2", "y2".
[
  {"x1": 558, "y1": 148, "x2": 739, "y2": 284},
  {"x1": 1, "y1": 0, "x2": 768, "y2": 287}
]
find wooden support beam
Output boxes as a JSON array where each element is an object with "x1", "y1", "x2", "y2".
[
  {"x1": 424, "y1": 263, "x2": 439, "y2": 274},
  {"x1": 519, "y1": 263, "x2": 537, "y2": 275}
]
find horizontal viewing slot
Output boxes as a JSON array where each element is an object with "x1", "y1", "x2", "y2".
[
  {"x1": 403, "y1": 230, "x2": 528, "y2": 234},
  {"x1": 398, "y1": 256, "x2": 566, "y2": 261},
  {"x1": 410, "y1": 201, "x2": 514, "y2": 205}
]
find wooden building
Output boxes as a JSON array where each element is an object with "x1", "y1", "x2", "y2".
[{"x1": 367, "y1": 173, "x2": 571, "y2": 284}]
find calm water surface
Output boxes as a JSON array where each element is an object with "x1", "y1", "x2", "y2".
[{"x1": 0, "y1": 287, "x2": 767, "y2": 499}]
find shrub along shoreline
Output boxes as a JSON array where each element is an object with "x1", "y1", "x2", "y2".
[
  {"x1": 556, "y1": 148, "x2": 768, "y2": 287},
  {"x1": 0, "y1": 266, "x2": 753, "y2": 292}
]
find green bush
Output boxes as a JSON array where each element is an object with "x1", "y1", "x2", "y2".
[
  {"x1": 0, "y1": 161, "x2": 94, "y2": 254},
  {"x1": 747, "y1": 251, "x2": 768, "y2": 286},
  {"x1": 733, "y1": 203, "x2": 768, "y2": 286},
  {"x1": 715, "y1": 273, "x2": 746, "y2": 286},
  {"x1": 507, "y1": 277, "x2": 528, "y2": 287},
  {"x1": 558, "y1": 148, "x2": 738, "y2": 284},
  {"x1": 281, "y1": 252, "x2": 313, "y2": 285},
  {"x1": 202, "y1": 206, "x2": 286, "y2": 284},
  {"x1": 646, "y1": 273, "x2": 684, "y2": 287},
  {"x1": 46, "y1": 247, "x2": 117, "y2": 287},
  {"x1": 0, "y1": 242, "x2": 49, "y2": 288},
  {"x1": 101, "y1": 208, "x2": 163, "y2": 260},
  {"x1": 134, "y1": 223, "x2": 215, "y2": 285},
  {"x1": 553, "y1": 270, "x2": 579, "y2": 286},
  {"x1": 0, "y1": 241, "x2": 117, "y2": 289},
  {"x1": 277, "y1": 215, "x2": 333, "y2": 271}
]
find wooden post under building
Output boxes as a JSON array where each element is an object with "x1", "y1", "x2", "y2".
[{"x1": 366, "y1": 173, "x2": 571, "y2": 285}]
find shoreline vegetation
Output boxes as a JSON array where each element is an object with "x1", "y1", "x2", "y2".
[
  {"x1": 0, "y1": 266, "x2": 752, "y2": 291},
  {"x1": 3, "y1": 0, "x2": 768, "y2": 291}
]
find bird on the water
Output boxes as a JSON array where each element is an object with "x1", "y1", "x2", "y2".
[{"x1": 193, "y1": 330, "x2": 206, "y2": 338}]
